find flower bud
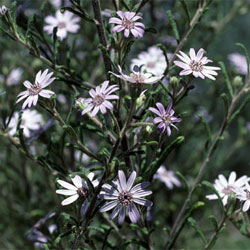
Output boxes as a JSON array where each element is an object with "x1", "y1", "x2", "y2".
[
  {"x1": 170, "y1": 76, "x2": 179, "y2": 89},
  {"x1": 75, "y1": 97, "x2": 87, "y2": 110},
  {"x1": 0, "y1": 6, "x2": 7, "y2": 16},
  {"x1": 146, "y1": 125, "x2": 153, "y2": 134},
  {"x1": 233, "y1": 76, "x2": 243, "y2": 89},
  {"x1": 136, "y1": 90, "x2": 147, "y2": 109}
]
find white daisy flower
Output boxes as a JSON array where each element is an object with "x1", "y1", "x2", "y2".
[
  {"x1": 206, "y1": 171, "x2": 248, "y2": 206},
  {"x1": 153, "y1": 166, "x2": 181, "y2": 189},
  {"x1": 6, "y1": 68, "x2": 23, "y2": 86},
  {"x1": 130, "y1": 46, "x2": 170, "y2": 76},
  {"x1": 56, "y1": 173, "x2": 99, "y2": 214},
  {"x1": 237, "y1": 182, "x2": 250, "y2": 212},
  {"x1": 78, "y1": 81, "x2": 119, "y2": 117},
  {"x1": 174, "y1": 48, "x2": 221, "y2": 80},
  {"x1": 228, "y1": 53, "x2": 249, "y2": 76},
  {"x1": 16, "y1": 69, "x2": 56, "y2": 109},
  {"x1": 99, "y1": 170, "x2": 153, "y2": 225},
  {"x1": 8, "y1": 110, "x2": 44, "y2": 137},
  {"x1": 110, "y1": 65, "x2": 163, "y2": 85},
  {"x1": 44, "y1": 10, "x2": 80, "y2": 40}
]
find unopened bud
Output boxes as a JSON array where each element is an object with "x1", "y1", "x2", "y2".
[
  {"x1": 146, "y1": 125, "x2": 153, "y2": 134},
  {"x1": 233, "y1": 76, "x2": 243, "y2": 89},
  {"x1": 136, "y1": 90, "x2": 147, "y2": 109},
  {"x1": 170, "y1": 76, "x2": 179, "y2": 89},
  {"x1": 75, "y1": 97, "x2": 87, "y2": 110},
  {"x1": 0, "y1": 6, "x2": 7, "y2": 16}
]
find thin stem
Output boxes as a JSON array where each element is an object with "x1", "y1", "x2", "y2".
[
  {"x1": 52, "y1": 107, "x2": 103, "y2": 163},
  {"x1": 204, "y1": 213, "x2": 228, "y2": 250},
  {"x1": 91, "y1": 0, "x2": 111, "y2": 77},
  {"x1": 11, "y1": 30, "x2": 95, "y2": 89}
]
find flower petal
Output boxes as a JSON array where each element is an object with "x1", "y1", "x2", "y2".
[
  {"x1": 61, "y1": 194, "x2": 79, "y2": 206},
  {"x1": 99, "y1": 200, "x2": 119, "y2": 212},
  {"x1": 57, "y1": 180, "x2": 78, "y2": 191}
]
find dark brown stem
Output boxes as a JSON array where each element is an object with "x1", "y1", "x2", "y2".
[{"x1": 91, "y1": 0, "x2": 111, "y2": 77}]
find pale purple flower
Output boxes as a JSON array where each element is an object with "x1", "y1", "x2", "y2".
[
  {"x1": 130, "y1": 46, "x2": 170, "y2": 76},
  {"x1": 206, "y1": 171, "x2": 248, "y2": 206},
  {"x1": 228, "y1": 53, "x2": 249, "y2": 76},
  {"x1": 149, "y1": 102, "x2": 181, "y2": 136},
  {"x1": 8, "y1": 110, "x2": 44, "y2": 137},
  {"x1": 153, "y1": 166, "x2": 181, "y2": 189},
  {"x1": 79, "y1": 81, "x2": 119, "y2": 117},
  {"x1": 110, "y1": 65, "x2": 163, "y2": 85},
  {"x1": 174, "y1": 48, "x2": 220, "y2": 80},
  {"x1": 99, "y1": 170, "x2": 153, "y2": 225},
  {"x1": 237, "y1": 182, "x2": 250, "y2": 212},
  {"x1": 56, "y1": 173, "x2": 99, "y2": 215},
  {"x1": 16, "y1": 69, "x2": 55, "y2": 109},
  {"x1": 109, "y1": 11, "x2": 145, "y2": 38},
  {"x1": 44, "y1": 10, "x2": 80, "y2": 40},
  {"x1": 6, "y1": 67, "x2": 23, "y2": 86}
]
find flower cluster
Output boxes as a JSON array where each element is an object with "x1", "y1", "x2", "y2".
[{"x1": 206, "y1": 171, "x2": 250, "y2": 212}]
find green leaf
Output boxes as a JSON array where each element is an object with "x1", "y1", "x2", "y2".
[
  {"x1": 25, "y1": 14, "x2": 35, "y2": 39},
  {"x1": 87, "y1": 226, "x2": 105, "y2": 233},
  {"x1": 220, "y1": 93, "x2": 229, "y2": 118},
  {"x1": 62, "y1": 125, "x2": 78, "y2": 141},
  {"x1": 218, "y1": 61, "x2": 234, "y2": 99},
  {"x1": 28, "y1": 36, "x2": 40, "y2": 56},
  {"x1": 166, "y1": 10, "x2": 180, "y2": 41},
  {"x1": 236, "y1": 43, "x2": 249, "y2": 77},
  {"x1": 179, "y1": 0, "x2": 190, "y2": 23},
  {"x1": 209, "y1": 215, "x2": 218, "y2": 231},
  {"x1": 197, "y1": 114, "x2": 212, "y2": 143},
  {"x1": 175, "y1": 171, "x2": 189, "y2": 190},
  {"x1": 142, "y1": 141, "x2": 158, "y2": 146},
  {"x1": 229, "y1": 95, "x2": 250, "y2": 124},
  {"x1": 148, "y1": 136, "x2": 184, "y2": 177},
  {"x1": 188, "y1": 217, "x2": 207, "y2": 244}
]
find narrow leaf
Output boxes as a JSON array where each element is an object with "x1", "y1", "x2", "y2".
[
  {"x1": 218, "y1": 61, "x2": 234, "y2": 99},
  {"x1": 220, "y1": 93, "x2": 229, "y2": 118},
  {"x1": 179, "y1": 0, "x2": 190, "y2": 23},
  {"x1": 166, "y1": 10, "x2": 180, "y2": 41},
  {"x1": 229, "y1": 95, "x2": 250, "y2": 124},
  {"x1": 236, "y1": 43, "x2": 249, "y2": 77},
  {"x1": 188, "y1": 217, "x2": 207, "y2": 244}
]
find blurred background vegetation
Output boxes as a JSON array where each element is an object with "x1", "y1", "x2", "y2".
[{"x1": 0, "y1": 0, "x2": 250, "y2": 249}]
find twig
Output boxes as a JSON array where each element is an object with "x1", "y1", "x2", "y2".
[{"x1": 91, "y1": 0, "x2": 111, "y2": 77}]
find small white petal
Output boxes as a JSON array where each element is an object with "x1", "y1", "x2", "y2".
[
  {"x1": 57, "y1": 180, "x2": 78, "y2": 191},
  {"x1": 61, "y1": 194, "x2": 79, "y2": 206}
]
